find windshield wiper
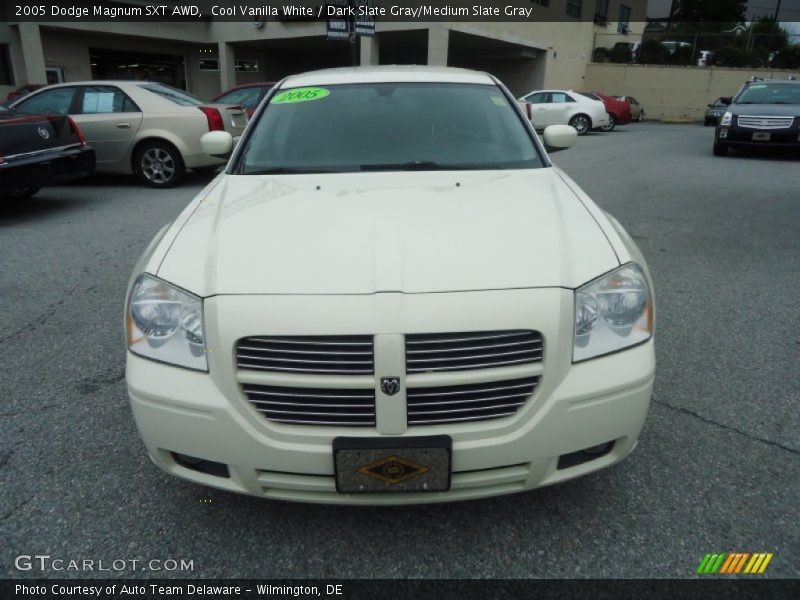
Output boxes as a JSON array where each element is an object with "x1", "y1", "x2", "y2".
[
  {"x1": 360, "y1": 161, "x2": 477, "y2": 171},
  {"x1": 242, "y1": 167, "x2": 339, "y2": 175}
]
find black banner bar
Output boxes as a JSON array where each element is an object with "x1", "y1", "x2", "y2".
[
  {"x1": 2, "y1": 579, "x2": 800, "y2": 600},
  {"x1": 4, "y1": 0, "x2": 797, "y2": 23}
]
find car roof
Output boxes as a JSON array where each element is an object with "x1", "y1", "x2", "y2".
[
  {"x1": 218, "y1": 82, "x2": 277, "y2": 92},
  {"x1": 743, "y1": 79, "x2": 798, "y2": 85},
  {"x1": 31, "y1": 81, "x2": 165, "y2": 89},
  {"x1": 280, "y1": 66, "x2": 496, "y2": 88}
]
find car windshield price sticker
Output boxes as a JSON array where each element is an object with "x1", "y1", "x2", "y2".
[{"x1": 271, "y1": 88, "x2": 330, "y2": 104}]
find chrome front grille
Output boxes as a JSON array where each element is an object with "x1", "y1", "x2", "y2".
[
  {"x1": 405, "y1": 330, "x2": 543, "y2": 373},
  {"x1": 407, "y1": 377, "x2": 539, "y2": 425},
  {"x1": 236, "y1": 336, "x2": 374, "y2": 374},
  {"x1": 737, "y1": 116, "x2": 794, "y2": 129},
  {"x1": 242, "y1": 384, "x2": 375, "y2": 426}
]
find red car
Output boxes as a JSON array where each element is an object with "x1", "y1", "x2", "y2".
[
  {"x1": 6, "y1": 84, "x2": 44, "y2": 102},
  {"x1": 578, "y1": 91, "x2": 632, "y2": 131},
  {"x1": 212, "y1": 82, "x2": 276, "y2": 118}
]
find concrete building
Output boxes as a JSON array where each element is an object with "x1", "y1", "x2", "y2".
[{"x1": 1, "y1": 1, "x2": 647, "y2": 100}]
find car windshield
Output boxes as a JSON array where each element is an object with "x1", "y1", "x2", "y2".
[
  {"x1": 735, "y1": 83, "x2": 800, "y2": 105},
  {"x1": 235, "y1": 82, "x2": 543, "y2": 174},
  {"x1": 140, "y1": 83, "x2": 205, "y2": 106}
]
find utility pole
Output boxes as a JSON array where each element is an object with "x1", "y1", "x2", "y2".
[{"x1": 774, "y1": 0, "x2": 782, "y2": 20}]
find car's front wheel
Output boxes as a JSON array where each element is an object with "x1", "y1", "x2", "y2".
[
  {"x1": 638, "y1": 111, "x2": 645, "y2": 122},
  {"x1": 600, "y1": 114, "x2": 616, "y2": 132},
  {"x1": 713, "y1": 141, "x2": 729, "y2": 156},
  {"x1": 568, "y1": 114, "x2": 592, "y2": 135},
  {"x1": 134, "y1": 141, "x2": 185, "y2": 188}
]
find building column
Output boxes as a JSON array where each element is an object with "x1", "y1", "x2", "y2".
[
  {"x1": 427, "y1": 26, "x2": 449, "y2": 66},
  {"x1": 218, "y1": 41, "x2": 236, "y2": 91},
  {"x1": 18, "y1": 23, "x2": 47, "y2": 85},
  {"x1": 359, "y1": 35, "x2": 380, "y2": 66}
]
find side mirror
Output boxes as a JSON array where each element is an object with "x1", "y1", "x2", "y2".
[
  {"x1": 543, "y1": 124, "x2": 578, "y2": 153},
  {"x1": 201, "y1": 131, "x2": 233, "y2": 158},
  {"x1": 707, "y1": 103, "x2": 714, "y2": 107}
]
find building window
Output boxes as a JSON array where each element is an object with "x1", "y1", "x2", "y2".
[
  {"x1": 0, "y1": 44, "x2": 14, "y2": 86},
  {"x1": 595, "y1": 0, "x2": 609, "y2": 23},
  {"x1": 618, "y1": 4, "x2": 632, "y2": 33},
  {"x1": 532, "y1": 0, "x2": 549, "y2": 6},
  {"x1": 234, "y1": 59, "x2": 259, "y2": 73},
  {"x1": 199, "y1": 59, "x2": 219, "y2": 71},
  {"x1": 566, "y1": 0, "x2": 582, "y2": 18}
]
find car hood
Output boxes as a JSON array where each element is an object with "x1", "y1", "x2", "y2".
[
  {"x1": 156, "y1": 169, "x2": 619, "y2": 296},
  {"x1": 730, "y1": 104, "x2": 800, "y2": 117}
]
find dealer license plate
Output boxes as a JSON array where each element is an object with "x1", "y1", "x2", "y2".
[
  {"x1": 753, "y1": 132, "x2": 771, "y2": 141},
  {"x1": 333, "y1": 436, "x2": 451, "y2": 493}
]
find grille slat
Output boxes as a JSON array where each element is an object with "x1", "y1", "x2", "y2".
[
  {"x1": 237, "y1": 335, "x2": 374, "y2": 374},
  {"x1": 737, "y1": 116, "x2": 794, "y2": 129},
  {"x1": 407, "y1": 377, "x2": 538, "y2": 425},
  {"x1": 405, "y1": 330, "x2": 542, "y2": 374},
  {"x1": 242, "y1": 384, "x2": 375, "y2": 427}
]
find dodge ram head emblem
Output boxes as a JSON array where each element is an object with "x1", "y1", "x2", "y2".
[{"x1": 380, "y1": 377, "x2": 401, "y2": 396}]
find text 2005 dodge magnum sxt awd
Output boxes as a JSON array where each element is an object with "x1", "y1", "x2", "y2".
[{"x1": 125, "y1": 67, "x2": 655, "y2": 504}]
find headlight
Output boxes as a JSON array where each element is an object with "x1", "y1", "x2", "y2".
[
  {"x1": 573, "y1": 264, "x2": 653, "y2": 362},
  {"x1": 720, "y1": 111, "x2": 733, "y2": 126},
  {"x1": 126, "y1": 274, "x2": 207, "y2": 371}
]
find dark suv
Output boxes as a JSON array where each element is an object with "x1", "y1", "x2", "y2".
[{"x1": 714, "y1": 79, "x2": 800, "y2": 156}]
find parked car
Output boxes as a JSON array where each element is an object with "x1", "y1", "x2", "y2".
[
  {"x1": 213, "y1": 82, "x2": 276, "y2": 118},
  {"x1": 577, "y1": 91, "x2": 632, "y2": 131},
  {"x1": 0, "y1": 106, "x2": 95, "y2": 199},
  {"x1": 10, "y1": 81, "x2": 247, "y2": 187},
  {"x1": 125, "y1": 66, "x2": 655, "y2": 504},
  {"x1": 6, "y1": 84, "x2": 44, "y2": 102},
  {"x1": 714, "y1": 78, "x2": 800, "y2": 156},
  {"x1": 697, "y1": 50, "x2": 714, "y2": 67},
  {"x1": 616, "y1": 95, "x2": 645, "y2": 122},
  {"x1": 705, "y1": 97, "x2": 730, "y2": 126},
  {"x1": 518, "y1": 89, "x2": 610, "y2": 135},
  {"x1": 661, "y1": 41, "x2": 692, "y2": 55}
]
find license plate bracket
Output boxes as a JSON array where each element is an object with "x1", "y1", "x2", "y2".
[
  {"x1": 753, "y1": 132, "x2": 771, "y2": 141},
  {"x1": 333, "y1": 436, "x2": 452, "y2": 494}
]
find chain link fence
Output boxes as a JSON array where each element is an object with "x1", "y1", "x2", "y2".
[{"x1": 593, "y1": 31, "x2": 800, "y2": 69}]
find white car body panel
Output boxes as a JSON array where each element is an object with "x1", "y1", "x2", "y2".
[{"x1": 155, "y1": 170, "x2": 619, "y2": 296}]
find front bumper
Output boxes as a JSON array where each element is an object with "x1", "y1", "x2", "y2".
[
  {"x1": 716, "y1": 125, "x2": 800, "y2": 147},
  {"x1": 126, "y1": 289, "x2": 654, "y2": 505}
]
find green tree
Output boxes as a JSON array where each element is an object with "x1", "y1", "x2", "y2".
[
  {"x1": 713, "y1": 45, "x2": 748, "y2": 67},
  {"x1": 748, "y1": 16, "x2": 788, "y2": 53},
  {"x1": 639, "y1": 39, "x2": 669, "y2": 64}
]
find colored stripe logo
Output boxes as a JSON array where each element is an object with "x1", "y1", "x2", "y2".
[{"x1": 697, "y1": 552, "x2": 773, "y2": 574}]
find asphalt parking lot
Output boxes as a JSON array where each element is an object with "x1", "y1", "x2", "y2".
[{"x1": 1, "y1": 123, "x2": 798, "y2": 579}]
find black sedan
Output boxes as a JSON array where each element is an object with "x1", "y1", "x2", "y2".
[
  {"x1": 0, "y1": 107, "x2": 95, "y2": 199},
  {"x1": 704, "y1": 97, "x2": 730, "y2": 126},
  {"x1": 714, "y1": 80, "x2": 800, "y2": 156}
]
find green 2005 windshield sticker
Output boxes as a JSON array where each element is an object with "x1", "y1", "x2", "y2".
[{"x1": 271, "y1": 87, "x2": 330, "y2": 104}]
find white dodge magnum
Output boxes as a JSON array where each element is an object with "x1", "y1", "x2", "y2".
[{"x1": 125, "y1": 67, "x2": 655, "y2": 504}]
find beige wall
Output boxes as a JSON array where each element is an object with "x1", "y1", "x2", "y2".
[
  {"x1": 585, "y1": 63, "x2": 800, "y2": 121},
  {"x1": 0, "y1": 24, "x2": 25, "y2": 98}
]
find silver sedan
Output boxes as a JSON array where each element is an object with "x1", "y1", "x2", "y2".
[{"x1": 11, "y1": 81, "x2": 247, "y2": 187}]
